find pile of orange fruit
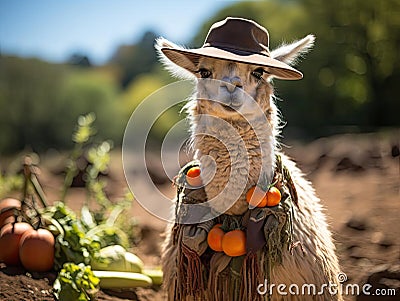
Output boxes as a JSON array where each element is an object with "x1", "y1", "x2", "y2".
[
  {"x1": 245, "y1": 185, "x2": 281, "y2": 208},
  {"x1": 207, "y1": 224, "x2": 246, "y2": 257}
]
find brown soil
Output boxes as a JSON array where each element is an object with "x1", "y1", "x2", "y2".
[{"x1": 1, "y1": 132, "x2": 399, "y2": 300}]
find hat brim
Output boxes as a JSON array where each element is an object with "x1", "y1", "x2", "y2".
[{"x1": 161, "y1": 46, "x2": 303, "y2": 80}]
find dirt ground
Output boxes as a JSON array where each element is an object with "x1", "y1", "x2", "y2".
[{"x1": 1, "y1": 131, "x2": 399, "y2": 300}]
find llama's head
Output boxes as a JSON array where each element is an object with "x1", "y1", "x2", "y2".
[{"x1": 156, "y1": 17, "x2": 315, "y2": 125}]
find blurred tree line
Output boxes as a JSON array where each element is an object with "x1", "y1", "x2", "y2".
[
  {"x1": 0, "y1": 57, "x2": 123, "y2": 153},
  {"x1": 0, "y1": 0, "x2": 399, "y2": 154},
  {"x1": 194, "y1": 0, "x2": 400, "y2": 137}
]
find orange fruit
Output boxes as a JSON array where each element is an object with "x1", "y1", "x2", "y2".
[
  {"x1": 0, "y1": 222, "x2": 33, "y2": 266},
  {"x1": 222, "y1": 229, "x2": 246, "y2": 257},
  {"x1": 19, "y1": 228, "x2": 55, "y2": 272},
  {"x1": 266, "y1": 186, "x2": 281, "y2": 206},
  {"x1": 246, "y1": 186, "x2": 267, "y2": 208},
  {"x1": 185, "y1": 166, "x2": 202, "y2": 187},
  {"x1": 207, "y1": 224, "x2": 224, "y2": 252},
  {"x1": 0, "y1": 198, "x2": 21, "y2": 229}
]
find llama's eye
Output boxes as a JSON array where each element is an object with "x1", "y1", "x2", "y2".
[
  {"x1": 197, "y1": 68, "x2": 212, "y2": 79},
  {"x1": 251, "y1": 68, "x2": 265, "y2": 80}
]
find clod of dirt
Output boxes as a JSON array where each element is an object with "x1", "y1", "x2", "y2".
[
  {"x1": 370, "y1": 232, "x2": 394, "y2": 249},
  {"x1": 102, "y1": 289, "x2": 138, "y2": 300},
  {"x1": 391, "y1": 144, "x2": 399, "y2": 158},
  {"x1": 356, "y1": 265, "x2": 400, "y2": 301},
  {"x1": 335, "y1": 157, "x2": 365, "y2": 172},
  {"x1": 346, "y1": 244, "x2": 359, "y2": 251},
  {"x1": 348, "y1": 246, "x2": 365, "y2": 260},
  {"x1": 378, "y1": 240, "x2": 394, "y2": 249},
  {"x1": 345, "y1": 216, "x2": 369, "y2": 231}
]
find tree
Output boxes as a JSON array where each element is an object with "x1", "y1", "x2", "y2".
[
  {"x1": 109, "y1": 31, "x2": 159, "y2": 88},
  {"x1": 190, "y1": 0, "x2": 400, "y2": 136}
]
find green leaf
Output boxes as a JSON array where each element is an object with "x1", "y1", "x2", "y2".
[
  {"x1": 105, "y1": 205, "x2": 125, "y2": 227},
  {"x1": 86, "y1": 224, "x2": 130, "y2": 248},
  {"x1": 81, "y1": 206, "x2": 96, "y2": 229}
]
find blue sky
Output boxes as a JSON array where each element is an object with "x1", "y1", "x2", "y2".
[{"x1": 0, "y1": 0, "x2": 233, "y2": 64}]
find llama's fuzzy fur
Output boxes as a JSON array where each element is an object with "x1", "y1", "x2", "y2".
[{"x1": 157, "y1": 31, "x2": 343, "y2": 301}]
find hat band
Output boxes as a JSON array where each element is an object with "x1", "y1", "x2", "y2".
[{"x1": 203, "y1": 41, "x2": 271, "y2": 58}]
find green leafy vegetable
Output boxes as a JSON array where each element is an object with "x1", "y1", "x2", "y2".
[
  {"x1": 53, "y1": 263, "x2": 99, "y2": 301},
  {"x1": 27, "y1": 114, "x2": 136, "y2": 299},
  {"x1": 42, "y1": 202, "x2": 101, "y2": 270}
]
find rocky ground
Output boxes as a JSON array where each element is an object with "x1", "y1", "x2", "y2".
[{"x1": 1, "y1": 131, "x2": 399, "y2": 300}]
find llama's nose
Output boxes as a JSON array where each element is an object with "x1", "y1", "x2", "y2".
[{"x1": 221, "y1": 76, "x2": 243, "y2": 93}]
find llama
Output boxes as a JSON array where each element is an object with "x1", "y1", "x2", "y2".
[{"x1": 156, "y1": 17, "x2": 343, "y2": 301}]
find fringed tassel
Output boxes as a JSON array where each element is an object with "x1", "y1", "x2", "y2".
[
  {"x1": 240, "y1": 252, "x2": 262, "y2": 301},
  {"x1": 230, "y1": 271, "x2": 241, "y2": 301},
  {"x1": 228, "y1": 256, "x2": 242, "y2": 301},
  {"x1": 261, "y1": 251, "x2": 273, "y2": 301},
  {"x1": 208, "y1": 269, "x2": 229, "y2": 301},
  {"x1": 180, "y1": 243, "x2": 205, "y2": 300},
  {"x1": 207, "y1": 253, "x2": 231, "y2": 301},
  {"x1": 220, "y1": 269, "x2": 230, "y2": 301},
  {"x1": 173, "y1": 224, "x2": 204, "y2": 300},
  {"x1": 177, "y1": 246, "x2": 186, "y2": 300}
]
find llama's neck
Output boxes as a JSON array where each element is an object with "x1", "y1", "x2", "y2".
[{"x1": 191, "y1": 113, "x2": 276, "y2": 215}]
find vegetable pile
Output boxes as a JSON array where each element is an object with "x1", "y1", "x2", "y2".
[{"x1": 0, "y1": 114, "x2": 162, "y2": 301}]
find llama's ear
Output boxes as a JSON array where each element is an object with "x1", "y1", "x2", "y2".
[
  {"x1": 155, "y1": 37, "x2": 197, "y2": 80},
  {"x1": 271, "y1": 34, "x2": 315, "y2": 66}
]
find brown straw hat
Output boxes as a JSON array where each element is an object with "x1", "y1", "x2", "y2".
[{"x1": 161, "y1": 17, "x2": 303, "y2": 80}]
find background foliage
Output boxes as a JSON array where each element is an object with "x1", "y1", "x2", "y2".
[{"x1": 1, "y1": 0, "x2": 399, "y2": 154}]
